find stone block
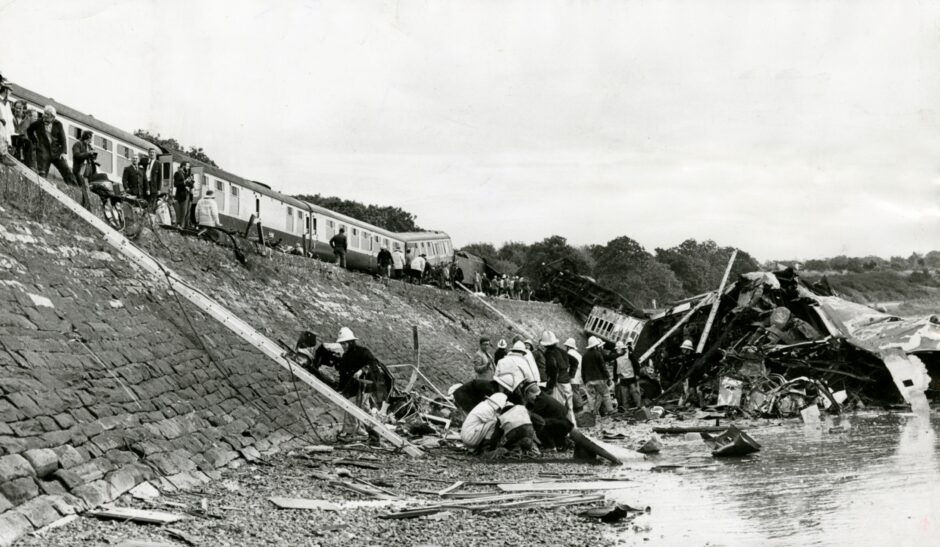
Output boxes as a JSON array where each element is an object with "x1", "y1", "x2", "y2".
[
  {"x1": 22, "y1": 449, "x2": 58, "y2": 478},
  {"x1": 9, "y1": 418, "x2": 43, "y2": 437},
  {"x1": 13, "y1": 495, "x2": 62, "y2": 528},
  {"x1": 71, "y1": 479, "x2": 109, "y2": 508},
  {"x1": 0, "y1": 492, "x2": 11, "y2": 513},
  {"x1": 0, "y1": 512, "x2": 32, "y2": 547},
  {"x1": 38, "y1": 478, "x2": 66, "y2": 495},
  {"x1": 51, "y1": 469, "x2": 83, "y2": 490},
  {"x1": 0, "y1": 454, "x2": 33, "y2": 482},
  {"x1": 203, "y1": 447, "x2": 238, "y2": 469},
  {"x1": 104, "y1": 466, "x2": 139, "y2": 499},
  {"x1": 52, "y1": 445, "x2": 84, "y2": 469},
  {"x1": 51, "y1": 412, "x2": 76, "y2": 429},
  {"x1": 0, "y1": 398, "x2": 23, "y2": 422},
  {"x1": 48, "y1": 493, "x2": 86, "y2": 515},
  {"x1": 0, "y1": 477, "x2": 39, "y2": 504}
]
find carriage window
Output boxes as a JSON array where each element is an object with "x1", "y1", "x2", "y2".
[
  {"x1": 286, "y1": 207, "x2": 295, "y2": 233},
  {"x1": 229, "y1": 186, "x2": 240, "y2": 215},
  {"x1": 91, "y1": 135, "x2": 113, "y2": 173},
  {"x1": 213, "y1": 180, "x2": 225, "y2": 209}
]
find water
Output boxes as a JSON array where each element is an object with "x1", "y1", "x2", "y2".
[{"x1": 603, "y1": 411, "x2": 940, "y2": 546}]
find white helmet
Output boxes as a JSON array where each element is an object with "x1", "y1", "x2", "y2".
[
  {"x1": 539, "y1": 331, "x2": 558, "y2": 346},
  {"x1": 587, "y1": 336, "x2": 603, "y2": 349},
  {"x1": 563, "y1": 337, "x2": 577, "y2": 349},
  {"x1": 497, "y1": 339, "x2": 508, "y2": 349},
  {"x1": 680, "y1": 339, "x2": 694, "y2": 351},
  {"x1": 510, "y1": 341, "x2": 527, "y2": 353},
  {"x1": 336, "y1": 327, "x2": 357, "y2": 343}
]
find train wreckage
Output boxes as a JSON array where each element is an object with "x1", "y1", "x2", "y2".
[{"x1": 580, "y1": 267, "x2": 939, "y2": 416}]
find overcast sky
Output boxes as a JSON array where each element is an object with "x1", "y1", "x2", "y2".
[{"x1": 2, "y1": 0, "x2": 939, "y2": 260}]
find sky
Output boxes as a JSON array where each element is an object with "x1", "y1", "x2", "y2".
[{"x1": 2, "y1": 0, "x2": 939, "y2": 260}]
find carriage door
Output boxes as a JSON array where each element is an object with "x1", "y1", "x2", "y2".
[{"x1": 158, "y1": 154, "x2": 173, "y2": 194}]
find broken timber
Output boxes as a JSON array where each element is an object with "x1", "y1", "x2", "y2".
[
  {"x1": 638, "y1": 293, "x2": 714, "y2": 364},
  {"x1": 12, "y1": 161, "x2": 423, "y2": 458},
  {"x1": 695, "y1": 249, "x2": 736, "y2": 353}
]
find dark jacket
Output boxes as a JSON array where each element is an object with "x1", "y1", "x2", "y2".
[
  {"x1": 330, "y1": 232, "x2": 347, "y2": 252},
  {"x1": 71, "y1": 140, "x2": 95, "y2": 178},
  {"x1": 377, "y1": 248, "x2": 393, "y2": 267},
  {"x1": 336, "y1": 343, "x2": 378, "y2": 397},
  {"x1": 453, "y1": 379, "x2": 499, "y2": 414},
  {"x1": 149, "y1": 161, "x2": 162, "y2": 196},
  {"x1": 580, "y1": 346, "x2": 610, "y2": 383},
  {"x1": 122, "y1": 164, "x2": 143, "y2": 197},
  {"x1": 543, "y1": 345, "x2": 571, "y2": 390},
  {"x1": 527, "y1": 392, "x2": 570, "y2": 424},
  {"x1": 493, "y1": 347, "x2": 508, "y2": 365},
  {"x1": 567, "y1": 353, "x2": 580, "y2": 380},
  {"x1": 532, "y1": 348, "x2": 546, "y2": 383},
  {"x1": 27, "y1": 118, "x2": 68, "y2": 159},
  {"x1": 173, "y1": 169, "x2": 193, "y2": 202}
]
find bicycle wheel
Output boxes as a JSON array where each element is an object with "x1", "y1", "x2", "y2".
[
  {"x1": 123, "y1": 203, "x2": 144, "y2": 240},
  {"x1": 103, "y1": 203, "x2": 125, "y2": 232}
]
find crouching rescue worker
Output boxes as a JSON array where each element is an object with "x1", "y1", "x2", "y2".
[
  {"x1": 450, "y1": 379, "x2": 499, "y2": 414},
  {"x1": 293, "y1": 330, "x2": 341, "y2": 390},
  {"x1": 335, "y1": 326, "x2": 392, "y2": 440},
  {"x1": 493, "y1": 401, "x2": 540, "y2": 457},
  {"x1": 521, "y1": 380, "x2": 574, "y2": 451},
  {"x1": 460, "y1": 392, "x2": 507, "y2": 452}
]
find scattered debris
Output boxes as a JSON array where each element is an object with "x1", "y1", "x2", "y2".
[
  {"x1": 129, "y1": 482, "x2": 161, "y2": 500},
  {"x1": 268, "y1": 497, "x2": 341, "y2": 511},
  {"x1": 497, "y1": 480, "x2": 632, "y2": 492},
  {"x1": 86, "y1": 506, "x2": 184, "y2": 525},
  {"x1": 570, "y1": 430, "x2": 624, "y2": 465},
  {"x1": 637, "y1": 437, "x2": 663, "y2": 454},
  {"x1": 702, "y1": 425, "x2": 761, "y2": 457},
  {"x1": 579, "y1": 503, "x2": 649, "y2": 523}
]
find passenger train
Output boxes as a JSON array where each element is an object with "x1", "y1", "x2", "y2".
[{"x1": 8, "y1": 83, "x2": 456, "y2": 271}]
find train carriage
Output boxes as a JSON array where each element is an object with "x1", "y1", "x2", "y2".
[{"x1": 8, "y1": 82, "x2": 455, "y2": 272}]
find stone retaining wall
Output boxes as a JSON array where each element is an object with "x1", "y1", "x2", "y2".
[{"x1": 0, "y1": 165, "x2": 584, "y2": 544}]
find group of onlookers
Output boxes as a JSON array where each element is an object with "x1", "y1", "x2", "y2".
[
  {"x1": 472, "y1": 272, "x2": 532, "y2": 300},
  {"x1": 452, "y1": 332, "x2": 648, "y2": 457}
]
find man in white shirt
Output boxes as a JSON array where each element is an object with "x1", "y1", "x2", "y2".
[
  {"x1": 194, "y1": 189, "x2": 221, "y2": 228},
  {"x1": 391, "y1": 245, "x2": 406, "y2": 279}
]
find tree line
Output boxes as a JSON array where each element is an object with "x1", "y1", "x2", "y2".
[
  {"x1": 462, "y1": 236, "x2": 761, "y2": 308},
  {"x1": 777, "y1": 252, "x2": 940, "y2": 273}
]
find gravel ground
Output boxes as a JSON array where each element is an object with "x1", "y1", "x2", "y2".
[
  {"x1": 17, "y1": 445, "x2": 647, "y2": 546},
  {"x1": 17, "y1": 415, "x2": 774, "y2": 547}
]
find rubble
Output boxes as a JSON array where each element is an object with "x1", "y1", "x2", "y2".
[{"x1": 606, "y1": 267, "x2": 940, "y2": 416}]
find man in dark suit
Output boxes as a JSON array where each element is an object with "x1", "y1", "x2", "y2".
[
  {"x1": 27, "y1": 105, "x2": 73, "y2": 184},
  {"x1": 141, "y1": 149, "x2": 162, "y2": 204},
  {"x1": 71, "y1": 130, "x2": 96, "y2": 210},
  {"x1": 122, "y1": 153, "x2": 144, "y2": 198},
  {"x1": 173, "y1": 162, "x2": 194, "y2": 227}
]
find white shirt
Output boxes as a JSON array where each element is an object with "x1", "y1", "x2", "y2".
[
  {"x1": 460, "y1": 399, "x2": 501, "y2": 448},
  {"x1": 392, "y1": 250, "x2": 405, "y2": 269},
  {"x1": 496, "y1": 352, "x2": 540, "y2": 387},
  {"x1": 195, "y1": 197, "x2": 220, "y2": 227},
  {"x1": 0, "y1": 100, "x2": 13, "y2": 146},
  {"x1": 410, "y1": 256, "x2": 426, "y2": 271}
]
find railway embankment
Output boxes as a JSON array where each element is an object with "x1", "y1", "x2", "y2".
[{"x1": 0, "y1": 164, "x2": 584, "y2": 544}]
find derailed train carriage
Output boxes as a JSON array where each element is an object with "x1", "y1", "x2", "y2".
[{"x1": 8, "y1": 82, "x2": 457, "y2": 271}]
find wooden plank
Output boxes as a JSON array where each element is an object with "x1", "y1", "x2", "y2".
[
  {"x1": 653, "y1": 425, "x2": 734, "y2": 434},
  {"x1": 86, "y1": 507, "x2": 183, "y2": 524},
  {"x1": 638, "y1": 294, "x2": 713, "y2": 364},
  {"x1": 437, "y1": 481, "x2": 465, "y2": 496},
  {"x1": 9, "y1": 162, "x2": 423, "y2": 458},
  {"x1": 497, "y1": 481, "x2": 633, "y2": 492},
  {"x1": 268, "y1": 497, "x2": 341, "y2": 511},
  {"x1": 569, "y1": 429, "x2": 623, "y2": 465},
  {"x1": 696, "y1": 250, "x2": 737, "y2": 353}
]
